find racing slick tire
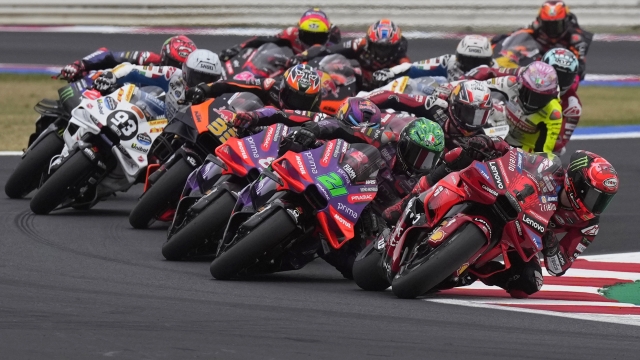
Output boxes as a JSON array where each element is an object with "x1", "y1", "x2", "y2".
[{"x1": 353, "y1": 242, "x2": 391, "y2": 291}]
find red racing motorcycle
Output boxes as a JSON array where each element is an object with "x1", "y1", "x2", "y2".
[{"x1": 353, "y1": 147, "x2": 559, "y2": 299}]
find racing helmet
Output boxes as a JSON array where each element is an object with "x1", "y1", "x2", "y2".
[
  {"x1": 336, "y1": 97, "x2": 382, "y2": 128},
  {"x1": 366, "y1": 19, "x2": 403, "y2": 64},
  {"x1": 298, "y1": 8, "x2": 332, "y2": 47},
  {"x1": 182, "y1": 49, "x2": 223, "y2": 88},
  {"x1": 161, "y1": 35, "x2": 197, "y2": 67},
  {"x1": 565, "y1": 150, "x2": 618, "y2": 220},
  {"x1": 396, "y1": 118, "x2": 445, "y2": 174},
  {"x1": 279, "y1": 64, "x2": 323, "y2": 111},
  {"x1": 448, "y1": 80, "x2": 493, "y2": 135},
  {"x1": 537, "y1": 1, "x2": 570, "y2": 39},
  {"x1": 517, "y1": 61, "x2": 560, "y2": 114},
  {"x1": 542, "y1": 48, "x2": 579, "y2": 94},
  {"x1": 455, "y1": 35, "x2": 494, "y2": 73}
]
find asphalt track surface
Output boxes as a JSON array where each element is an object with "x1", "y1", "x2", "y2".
[
  {"x1": 1, "y1": 32, "x2": 640, "y2": 359},
  {"x1": 1, "y1": 32, "x2": 640, "y2": 75}
]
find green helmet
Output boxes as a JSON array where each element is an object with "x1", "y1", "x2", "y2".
[{"x1": 396, "y1": 118, "x2": 445, "y2": 174}]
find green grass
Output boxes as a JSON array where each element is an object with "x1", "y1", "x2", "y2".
[{"x1": 0, "y1": 74, "x2": 638, "y2": 151}]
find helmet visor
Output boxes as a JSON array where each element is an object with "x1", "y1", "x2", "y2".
[
  {"x1": 574, "y1": 176, "x2": 616, "y2": 215},
  {"x1": 519, "y1": 86, "x2": 556, "y2": 113},
  {"x1": 555, "y1": 68, "x2": 576, "y2": 92},
  {"x1": 370, "y1": 42, "x2": 397, "y2": 62},
  {"x1": 162, "y1": 55, "x2": 182, "y2": 68},
  {"x1": 398, "y1": 137, "x2": 441, "y2": 173},
  {"x1": 182, "y1": 63, "x2": 222, "y2": 88},
  {"x1": 299, "y1": 29, "x2": 330, "y2": 47},
  {"x1": 456, "y1": 54, "x2": 493, "y2": 73},
  {"x1": 541, "y1": 20, "x2": 565, "y2": 38},
  {"x1": 280, "y1": 85, "x2": 320, "y2": 111},
  {"x1": 451, "y1": 103, "x2": 491, "y2": 130}
]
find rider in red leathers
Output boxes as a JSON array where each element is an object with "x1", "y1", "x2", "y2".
[
  {"x1": 218, "y1": 8, "x2": 341, "y2": 61},
  {"x1": 59, "y1": 35, "x2": 196, "y2": 81},
  {"x1": 387, "y1": 136, "x2": 619, "y2": 298}
]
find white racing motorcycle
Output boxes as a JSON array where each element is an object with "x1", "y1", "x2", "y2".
[{"x1": 30, "y1": 84, "x2": 168, "y2": 215}]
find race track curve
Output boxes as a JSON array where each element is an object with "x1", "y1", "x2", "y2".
[
  {"x1": 1, "y1": 137, "x2": 639, "y2": 359},
  {"x1": 1, "y1": 31, "x2": 640, "y2": 359}
]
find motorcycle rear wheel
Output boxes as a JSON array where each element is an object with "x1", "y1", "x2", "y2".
[
  {"x1": 5, "y1": 132, "x2": 64, "y2": 199},
  {"x1": 353, "y1": 243, "x2": 391, "y2": 291},
  {"x1": 129, "y1": 158, "x2": 194, "y2": 229},
  {"x1": 209, "y1": 208, "x2": 296, "y2": 280},
  {"x1": 391, "y1": 223, "x2": 486, "y2": 299},
  {"x1": 29, "y1": 151, "x2": 95, "y2": 215},
  {"x1": 162, "y1": 191, "x2": 236, "y2": 261}
]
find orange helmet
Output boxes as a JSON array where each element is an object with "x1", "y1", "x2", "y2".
[{"x1": 537, "y1": 1, "x2": 570, "y2": 38}]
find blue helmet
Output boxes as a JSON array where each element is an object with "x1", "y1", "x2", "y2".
[{"x1": 542, "y1": 48, "x2": 579, "y2": 93}]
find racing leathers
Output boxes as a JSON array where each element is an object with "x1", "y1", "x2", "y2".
[
  {"x1": 364, "y1": 90, "x2": 505, "y2": 151},
  {"x1": 492, "y1": 14, "x2": 593, "y2": 79},
  {"x1": 105, "y1": 63, "x2": 186, "y2": 120},
  {"x1": 465, "y1": 66, "x2": 581, "y2": 153},
  {"x1": 376, "y1": 55, "x2": 497, "y2": 84},
  {"x1": 223, "y1": 25, "x2": 342, "y2": 58},
  {"x1": 394, "y1": 139, "x2": 598, "y2": 297},
  {"x1": 60, "y1": 48, "x2": 162, "y2": 81},
  {"x1": 485, "y1": 76, "x2": 562, "y2": 154},
  {"x1": 292, "y1": 37, "x2": 411, "y2": 89}
]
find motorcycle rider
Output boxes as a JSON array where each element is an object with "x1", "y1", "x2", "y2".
[
  {"x1": 386, "y1": 134, "x2": 619, "y2": 297},
  {"x1": 287, "y1": 19, "x2": 410, "y2": 89},
  {"x1": 93, "y1": 49, "x2": 224, "y2": 120},
  {"x1": 186, "y1": 64, "x2": 324, "y2": 112},
  {"x1": 371, "y1": 35, "x2": 494, "y2": 86},
  {"x1": 363, "y1": 80, "x2": 499, "y2": 151},
  {"x1": 469, "y1": 49, "x2": 581, "y2": 154},
  {"x1": 218, "y1": 8, "x2": 341, "y2": 61},
  {"x1": 491, "y1": 1, "x2": 592, "y2": 79},
  {"x1": 477, "y1": 61, "x2": 562, "y2": 154},
  {"x1": 59, "y1": 35, "x2": 197, "y2": 81}
]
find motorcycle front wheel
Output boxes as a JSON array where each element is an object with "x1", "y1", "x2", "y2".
[
  {"x1": 129, "y1": 158, "x2": 194, "y2": 229},
  {"x1": 352, "y1": 242, "x2": 391, "y2": 291},
  {"x1": 391, "y1": 223, "x2": 486, "y2": 299},
  {"x1": 209, "y1": 208, "x2": 296, "y2": 280},
  {"x1": 162, "y1": 191, "x2": 236, "y2": 261},
  {"x1": 5, "y1": 131, "x2": 64, "y2": 199},
  {"x1": 29, "y1": 150, "x2": 96, "y2": 215}
]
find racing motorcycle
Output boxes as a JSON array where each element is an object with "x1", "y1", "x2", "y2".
[
  {"x1": 29, "y1": 84, "x2": 167, "y2": 215},
  {"x1": 494, "y1": 31, "x2": 542, "y2": 69},
  {"x1": 223, "y1": 43, "x2": 294, "y2": 81},
  {"x1": 5, "y1": 73, "x2": 102, "y2": 199},
  {"x1": 352, "y1": 147, "x2": 558, "y2": 299},
  {"x1": 128, "y1": 92, "x2": 263, "y2": 229},
  {"x1": 209, "y1": 139, "x2": 383, "y2": 280},
  {"x1": 162, "y1": 123, "x2": 291, "y2": 260},
  {"x1": 310, "y1": 54, "x2": 362, "y2": 115}
]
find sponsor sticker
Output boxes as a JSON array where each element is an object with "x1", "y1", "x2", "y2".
[{"x1": 136, "y1": 132, "x2": 152, "y2": 146}]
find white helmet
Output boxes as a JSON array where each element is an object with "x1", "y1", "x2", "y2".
[
  {"x1": 182, "y1": 49, "x2": 223, "y2": 87},
  {"x1": 455, "y1": 35, "x2": 493, "y2": 73}
]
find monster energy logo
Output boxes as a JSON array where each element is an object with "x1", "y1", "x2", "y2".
[
  {"x1": 569, "y1": 156, "x2": 588, "y2": 171},
  {"x1": 59, "y1": 87, "x2": 75, "y2": 102}
]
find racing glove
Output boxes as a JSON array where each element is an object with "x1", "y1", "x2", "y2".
[
  {"x1": 541, "y1": 230, "x2": 559, "y2": 257},
  {"x1": 184, "y1": 83, "x2": 207, "y2": 104},
  {"x1": 463, "y1": 65, "x2": 496, "y2": 81},
  {"x1": 372, "y1": 69, "x2": 395, "y2": 87},
  {"x1": 286, "y1": 54, "x2": 305, "y2": 68},
  {"x1": 465, "y1": 134, "x2": 510, "y2": 161},
  {"x1": 219, "y1": 46, "x2": 241, "y2": 62},
  {"x1": 93, "y1": 71, "x2": 117, "y2": 92},
  {"x1": 231, "y1": 111, "x2": 259, "y2": 129},
  {"x1": 60, "y1": 60, "x2": 85, "y2": 81}
]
